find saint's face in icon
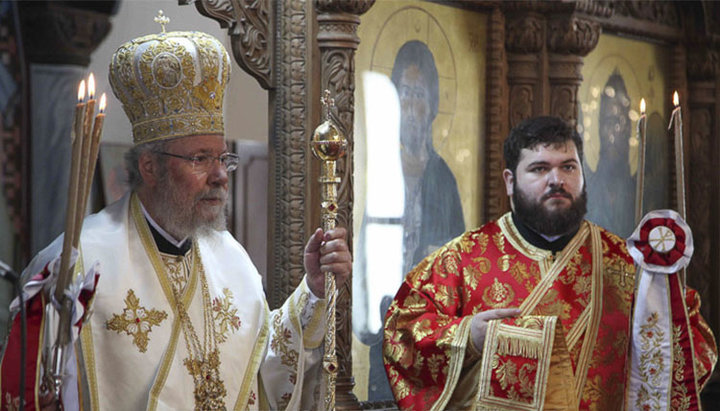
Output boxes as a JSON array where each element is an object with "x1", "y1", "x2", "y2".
[{"x1": 398, "y1": 64, "x2": 432, "y2": 156}]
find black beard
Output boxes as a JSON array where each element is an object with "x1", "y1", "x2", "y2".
[{"x1": 513, "y1": 184, "x2": 587, "y2": 237}]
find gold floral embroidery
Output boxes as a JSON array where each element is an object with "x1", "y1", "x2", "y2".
[
  {"x1": 427, "y1": 354, "x2": 444, "y2": 382},
  {"x1": 384, "y1": 329, "x2": 412, "y2": 368},
  {"x1": 473, "y1": 256, "x2": 492, "y2": 273},
  {"x1": 518, "y1": 362, "x2": 537, "y2": 399},
  {"x1": 482, "y1": 278, "x2": 515, "y2": 308},
  {"x1": 105, "y1": 289, "x2": 168, "y2": 353},
  {"x1": 458, "y1": 231, "x2": 490, "y2": 254},
  {"x1": 438, "y1": 250, "x2": 461, "y2": 278},
  {"x1": 412, "y1": 349, "x2": 425, "y2": 373},
  {"x1": 403, "y1": 293, "x2": 428, "y2": 312},
  {"x1": 270, "y1": 309, "x2": 299, "y2": 369},
  {"x1": 497, "y1": 255, "x2": 512, "y2": 272},
  {"x1": 410, "y1": 318, "x2": 434, "y2": 341},
  {"x1": 490, "y1": 354, "x2": 536, "y2": 404},
  {"x1": 634, "y1": 312, "x2": 665, "y2": 410},
  {"x1": 493, "y1": 231, "x2": 506, "y2": 253},
  {"x1": 212, "y1": 288, "x2": 242, "y2": 343},
  {"x1": 420, "y1": 282, "x2": 436, "y2": 297},
  {"x1": 458, "y1": 232, "x2": 475, "y2": 254},
  {"x1": 492, "y1": 355, "x2": 518, "y2": 390},
  {"x1": 434, "y1": 284, "x2": 457, "y2": 309},
  {"x1": 160, "y1": 253, "x2": 191, "y2": 294},
  {"x1": 463, "y1": 265, "x2": 481, "y2": 290},
  {"x1": 436, "y1": 324, "x2": 457, "y2": 348},
  {"x1": 670, "y1": 324, "x2": 690, "y2": 411},
  {"x1": 388, "y1": 368, "x2": 411, "y2": 400}
]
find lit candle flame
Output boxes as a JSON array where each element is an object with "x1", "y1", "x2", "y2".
[
  {"x1": 78, "y1": 80, "x2": 86, "y2": 102},
  {"x1": 88, "y1": 73, "x2": 96, "y2": 100},
  {"x1": 673, "y1": 91, "x2": 679, "y2": 107},
  {"x1": 99, "y1": 93, "x2": 107, "y2": 113},
  {"x1": 640, "y1": 98, "x2": 646, "y2": 114}
]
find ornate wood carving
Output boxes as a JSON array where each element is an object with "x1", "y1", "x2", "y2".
[
  {"x1": 17, "y1": 2, "x2": 113, "y2": 65},
  {"x1": 686, "y1": 40, "x2": 720, "y2": 357},
  {"x1": 598, "y1": 0, "x2": 679, "y2": 27},
  {"x1": 505, "y1": 12, "x2": 543, "y2": 54},
  {"x1": 505, "y1": 12, "x2": 543, "y2": 128},
  {"x1": 183, "y1": 0, "x2": 309, "y2": 308},
  {"x1": 267, "y1": 0, "x2": 311, "y2": 307},
  {"x1": 315, "y1": 1, "x2": 373, "y2": 407},
  {"x1": 546, "y1": 16, "x2": 600, "y2": 57},
  {"x1": 546, "y1": 16, "x2": 601, "y2": 126},
  {"x1": 0, "y1": 2, "x2": 30, "y2": 266},
  {"x1": 182, "y1": 0, "x2": 273, "y2": 89},
  {"x1": 484, "y1": 7, "x2": 508, "y2": 222}
]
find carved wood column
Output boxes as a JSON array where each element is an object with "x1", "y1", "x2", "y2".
[
  {"x1": 546, "y1": 15, "x2": 600, "y2": 127},
  {"x1": 484, "y1": 7, "x2": 509, "y2": 221},
  {"x1": 504, "y1": 11, "x2": 545, "y2": 128},
  {"x1": 314, "y1": 1, "x2": 373, "y2": 407},
  {"x1": 686, "y1": 40, "x2": 720, "y2": 358}
]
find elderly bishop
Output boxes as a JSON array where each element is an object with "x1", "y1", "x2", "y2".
[{"x1": 0, "y1": 20, "x2": 350, "y2": 411}]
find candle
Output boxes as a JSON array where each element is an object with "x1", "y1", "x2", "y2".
[
  {"x1": 73, "y1": 80, "x2": 86, "y2": 142},
  {"x1": 668, "y1": 91, "x2": 686, "y2": 288},
  {"x1": 669, "y1": 91, "x2": 685, "y2": 219},
  {"x1": 635, "y1": 98, "x2": 647, "y2": 225},
  {"x1": 83, "y1": 73, "x2": 96, "y2": 141},
  {"x1": 56, "y1": 80, "x2": 87, "y2": 301},
  {"x1": 74, "y1": 74, "x2": 96, "y2": 246},
  {"x1": 85, "y1": 93, "x2": 107, "y2": 201}
]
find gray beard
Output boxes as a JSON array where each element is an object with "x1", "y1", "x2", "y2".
[{"x1": 151, "y1": 171, "x2": 228, "y2": 240}]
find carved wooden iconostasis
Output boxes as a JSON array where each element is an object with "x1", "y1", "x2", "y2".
[
  {"x1": 175, "y1": 0, "x2": 720, "y2": 408},
  {"x1": 0, "y1": 0, "x2": 718, "y2": 409}
]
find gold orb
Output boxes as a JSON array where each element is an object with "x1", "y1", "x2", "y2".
[{"x1": 311, "y1": 120, "x2": 346, "y2": 161}]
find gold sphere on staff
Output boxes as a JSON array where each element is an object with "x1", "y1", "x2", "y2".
[{"x1": 312, "y1": 120, "x2": 346, "y2": 161}]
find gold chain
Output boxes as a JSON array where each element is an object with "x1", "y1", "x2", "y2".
[{"x1": 165, "y1": 247, "x2": 227, "y2": 410}]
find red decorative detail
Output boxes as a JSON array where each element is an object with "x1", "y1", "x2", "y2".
[
  {"x1": 328, "y1": 203, "x2": 337, "y2": 212},
  {"x1": 635, "y1": 218, "x2": 686, "y2": 267}
]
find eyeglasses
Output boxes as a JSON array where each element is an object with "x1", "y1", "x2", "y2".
[{"x1": 154, "y1": 151, "x2": 240, "y2": 173}]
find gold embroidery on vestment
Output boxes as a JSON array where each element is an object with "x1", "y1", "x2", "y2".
[
  {"x1": 105, "y1": 289, "x2": 168, "y2": 353},
  {"x1": 482, "y1": 278, "x2": 515, "y2": 309},
  {"x1": 212, "y1": 288, "x2": 242, "y2": 343}
]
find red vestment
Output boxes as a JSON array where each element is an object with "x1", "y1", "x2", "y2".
[{"x1": 383, "y1": 213, "x2": 716, "y2": 410}]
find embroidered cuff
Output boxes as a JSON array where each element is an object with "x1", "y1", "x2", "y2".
[{"x1": 297, "y1": 276, "x2": 326, "y2": 349}]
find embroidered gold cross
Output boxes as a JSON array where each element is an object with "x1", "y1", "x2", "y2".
[{"x1": 106, "y1": 289, "x2": 168, "y2": 353}]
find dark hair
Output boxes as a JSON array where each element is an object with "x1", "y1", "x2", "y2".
[
  {"x1": 503, "y1": 116, "x2": 583, "y2": 173},
  {"x1": 390, "y1": 40, "x2": 439, "y2": 120}
]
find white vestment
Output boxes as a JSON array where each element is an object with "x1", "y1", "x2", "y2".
[{"x1": 21, "y1": 193, "x2": 325, "y2": 410}]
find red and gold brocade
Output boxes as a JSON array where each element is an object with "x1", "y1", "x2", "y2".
[{"x1": 383, "y1": 213, "x2": 716, "y2": 410}]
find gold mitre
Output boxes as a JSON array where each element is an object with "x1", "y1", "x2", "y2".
[{"x1": 109, "y1": 13, "x2": 231, "y2": 145}]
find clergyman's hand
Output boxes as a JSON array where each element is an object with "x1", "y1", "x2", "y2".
[
  {"x1": 470, "y1": 308, "x2": 521, "y2": 352},
  {"x1": 304, "y1": 227, "x2": 351, "y2": 298}
]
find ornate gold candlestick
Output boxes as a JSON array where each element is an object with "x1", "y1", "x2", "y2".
[{"x1": 311, "y1": 90, "x2": 346, "y2": 411}]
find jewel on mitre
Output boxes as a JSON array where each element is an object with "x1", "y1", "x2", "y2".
[{"x1": 627, "y1": 209, "x2": 694, "y2": 274}]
